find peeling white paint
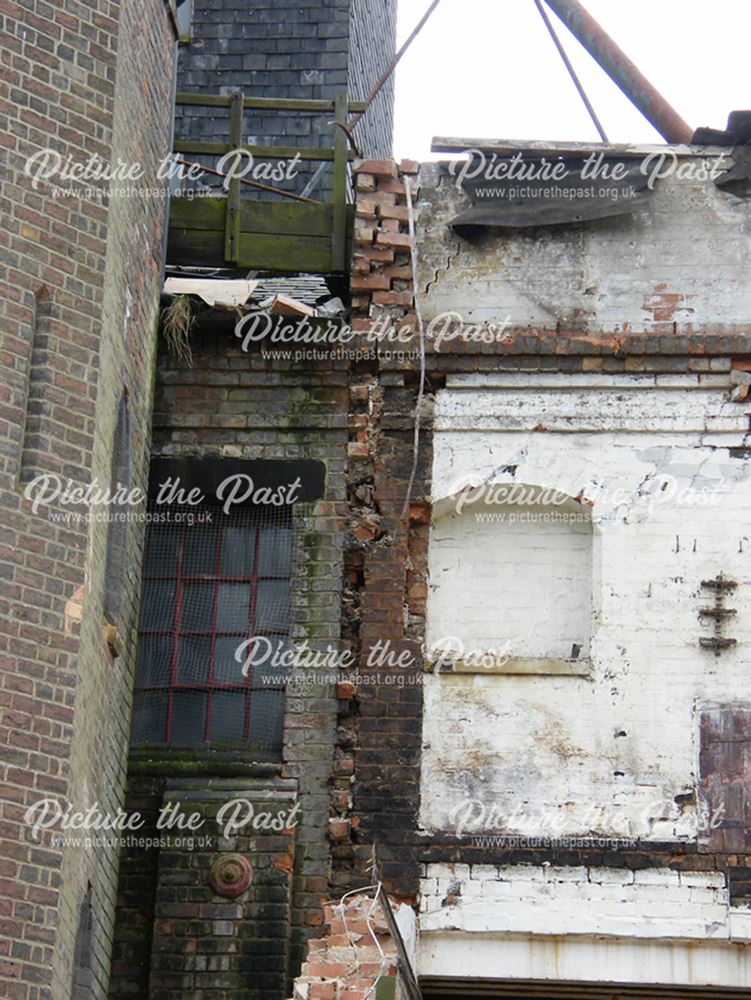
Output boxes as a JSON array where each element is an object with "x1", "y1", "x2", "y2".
[
  {"x1": 421, "y1": 377, "x2": 751, "y2": 840},
  {"x1": 417, "y1": 162, "x2": 751, "y2": 332},
  {"x1": 420, "y1": 865, "x2": 728, "y2": 940}
]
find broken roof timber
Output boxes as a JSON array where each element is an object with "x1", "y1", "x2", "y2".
[{"x1": 431, "y1": 137, "x2": 733, "y2": 158}]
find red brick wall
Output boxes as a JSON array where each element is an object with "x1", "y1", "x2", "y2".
[
  {"x1": 293, "y1": 893, "x2": 399, "y2": 1000},
  {"x1": 0, "y1": 1, "x2": 177, "y2": 995},
  {"x1": 334, "y1": 160, "x2": 427, "y2": 899}
]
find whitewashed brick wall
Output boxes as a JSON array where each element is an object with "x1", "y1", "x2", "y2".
[
  {"x1": 420, "y1": 863, "x2": 729, "y2": 940},
  {"x1": 422, "y1": 374, "x2": 751, "y2": 840},
  {"x1": 417, "y1": 161, "x2": 751, "y2": 331},
  {"x1": 428, "y1": 497, "x2": 592, "y2": 660}
]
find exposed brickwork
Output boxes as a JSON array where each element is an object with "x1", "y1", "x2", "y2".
[
  {"x1": 336, "y1": 161, "x2": 751, "y2": 928},
  {"x1": 0, "y1": 2, "x2": 177, "y2": 996},
  {"x1": 110, "y1": 321, "x2": 351, "y2": 998},
  {"x1": 176, "y1": 0, "x2": 395, "y2": 158},
  {"x1": 292, "y1": 893, "x2": 399, "y2": 1000},
  {"x1": 333, "y1": 161, "x2": 426, "y2": 900}
]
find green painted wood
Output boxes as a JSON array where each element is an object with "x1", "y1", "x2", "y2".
[
  {"x1": 175, "y1": 93, "x2": 233, "y2": 107},
  {"x1": 169, "y1": 198, "x2": 333, "y2": 237},
  {"x1": 331, "y1": 93, "x2": 348, "y2": 274},
  {"x1": 173, "y1": 141, "x2": 232, "y2": 156},
  {"x1": 173, "y1": 142, "x2": 355, "y2": 162},
  {"x1": 175, "y1": 93, "x2": 367, "y2": 113},
  {"x1": 167, "y1": 206, "x2": 354, "y2": 274},
  {"x1": 169, "y1": 90, "x2": 357, "y2": 275},
  {"x1": 168, "y1": 229, "x2": 331, "y2": 273},
  {"x1": 224, "y1": 92, "x2": 243, "y2": 264}
]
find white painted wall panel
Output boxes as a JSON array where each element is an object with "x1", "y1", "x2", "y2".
[
  {"x1": 421, "y1": 378, "x2": 751, "y2": 840},
  {"x1": 417, "y1": 163, "x2": 751, "y2": 332}
]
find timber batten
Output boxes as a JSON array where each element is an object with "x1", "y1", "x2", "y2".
[{"x1": 167, "y1": 92, "x2": 358, "y2": 275}]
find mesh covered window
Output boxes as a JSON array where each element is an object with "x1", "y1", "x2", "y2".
[{"x1": 131, "y1": 505, "x2": 293, "y2": 751}]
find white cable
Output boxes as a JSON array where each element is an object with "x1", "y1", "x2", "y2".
[
  {"x1": 336, "y1": 883, "x2": 392, "y2": 1000},
  {"x1": 398, "y1": 173, "x2": 426, "y2": 529}
]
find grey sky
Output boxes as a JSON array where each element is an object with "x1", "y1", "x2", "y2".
[{"x1": 393, "y1": 0, "x2": 751, "y2": 158}]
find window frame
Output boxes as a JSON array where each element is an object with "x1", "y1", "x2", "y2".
[{"x1": 135, "y1": 508, "x2": 293, "y2": 748}]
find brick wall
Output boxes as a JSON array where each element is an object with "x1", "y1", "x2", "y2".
[
  {"x1": 110, "y1": 319, "x2": 351, "y2": 998},
  {"x1": 150, "y1": 778, "x2": 297, "y2": 1000},
  {"x1": 292, "y1": 893, "x2": 401, "y2": 1000},
  {"x1": 0, "y1": 1, "x2": 177, "y2": 996},
  {"x1": 176, "y1": 0, "x2": 395, "y2": 163},
  {"x1": 335, "y1": 157, "x2": 751, "y2": 955},
  {"x1": 420, "y1": 863, "x2": 729, "y2": 939},
  {"x1": 333, "y1": 159, "x2": 426, "y2": 899}
]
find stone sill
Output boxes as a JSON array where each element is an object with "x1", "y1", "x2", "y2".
[
  {"x1": 425, "y1": 656, "x2": 591, "y2": 677},
  {"x1": 128, "y1": 747, "x2": 283, "y2": 778}
]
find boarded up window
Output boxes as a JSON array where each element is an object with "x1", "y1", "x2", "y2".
[
  {"x1": 698, "y1": 705, "x2": 751, "y2": 853},
  {"x1": 427, "y1": 488, "x2": 592, "y2": 664}
]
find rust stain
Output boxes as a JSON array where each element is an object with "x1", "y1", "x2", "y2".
[
  {"x1": 272, "y1": 853, "x2": 294, "y2": 876},
  {"x1": 642, "y1": 286, "x2": 696, "y2": 323},
  {"x1": 534, "y1": 724, "x2": 586, "y2": 760}
]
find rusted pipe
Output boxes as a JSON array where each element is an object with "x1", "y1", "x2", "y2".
[{"x1": 542, "y1": 0, "x2": 693, "y2": 144}]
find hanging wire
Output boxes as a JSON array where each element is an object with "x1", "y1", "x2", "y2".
[
  {"x1": 337, "y1": 883, "x2": 390, "y2": 1000},
  {"x1": 532, "y1": 0, "x2": 609, "y2": 143},
  {"x1": 398, "y1": 173, "x2": 426, "y2": 531},
  {"x1": 347, "y1": 0, "x2": 445, "y2": 137}
]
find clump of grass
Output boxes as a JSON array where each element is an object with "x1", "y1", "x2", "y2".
[{"x1": 162, "y1": 295, "x2": 194, "y2": 365}]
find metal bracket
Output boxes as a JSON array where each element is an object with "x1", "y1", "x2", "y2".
[{"x1": 699, "y1": 574, "x2": 738, "y2": 656}]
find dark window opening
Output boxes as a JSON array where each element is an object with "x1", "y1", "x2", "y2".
[
  {"x1": 131, "y1": 505, "x2": 293, "y2": 751},
  {"x1": 71, "y1": 886, "x2": 93, "y2": 999}
]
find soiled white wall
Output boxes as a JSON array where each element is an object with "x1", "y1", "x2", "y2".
[
  {"x1": 417, "y1": 159, "x2": 751, "y2": 332},
  {"x1": 417, "y1": 863, "x2": 751, "y2": 987},
  {"x1": 428, "y1": 498, "x2": 592, "y2": 661},
  {"x1": 421, "y1": 374, "x2": 751, "y2": 840}
]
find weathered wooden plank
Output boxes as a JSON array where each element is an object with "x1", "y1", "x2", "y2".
[
  {"x1": 167, "y1": 229, "x2": 334, "y2": 274},
  {"x1": 175, "y1": 93, "x2": 233, "y2": 108},
  {"x1": 169, "y1": 198, "x2": 334, "y2": 237},
  {"x1": 224, "y1": 92, "x2": 243, "y2": 264},
  {"x1": 331, "y1": 93, "x2": 348, "y2": 274},
  {"x1": 167, "y1": 205, "x2": 353, "y2": 275},
  {"x1": 173, "y1": 141, "x2": 231, "y2": 156},
  {"x1": 173, "y1": 142, "x2": 354, "y2": 162},
  {"x1": 176, "y1": 93, "x2": 367, "y2": 113}
]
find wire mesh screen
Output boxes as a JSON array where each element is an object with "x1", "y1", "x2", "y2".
[{"x1": 131, "y1": 504, "x2": 295, "y2": 752}]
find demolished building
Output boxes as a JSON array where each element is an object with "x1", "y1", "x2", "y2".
[{"x1": 2, "y1": 2, "x2": 751, "y2": 1000}]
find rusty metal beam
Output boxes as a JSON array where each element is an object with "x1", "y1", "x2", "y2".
[{"x1": 542, "y1": 0, "x2": 693, "y2": 144}]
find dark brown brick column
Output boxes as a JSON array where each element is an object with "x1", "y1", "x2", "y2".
[{"x1": 333, "y1": 159, "x2": 427, "y2": 900}]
